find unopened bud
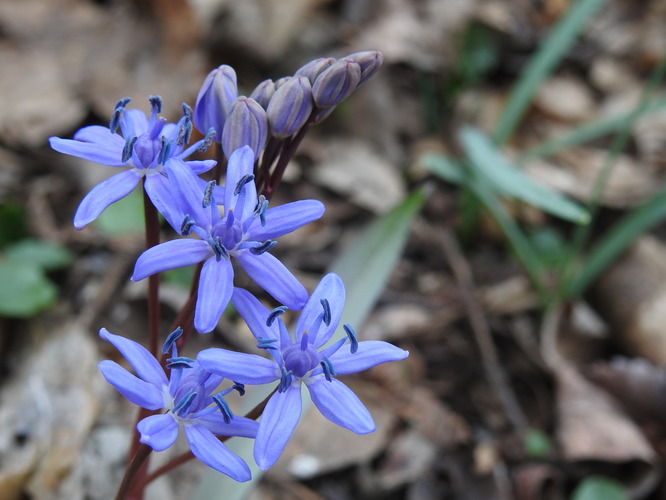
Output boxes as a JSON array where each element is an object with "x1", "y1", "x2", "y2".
[
  {"x1": 342, "y1": 51, "x2": 384, "y2": 85},
  {"x1": 312, "y1": 59, "x2": 361, "y2": 109},
  {"x1": 295, "y1": 57, "x2": 336, "y2": 84},
  {"x1": 249, "y1": 79, "x2": 276, "y2": 110},
  {"x1": 266, "y1": 76, "x2": 314, "y2": 138},
  {"x1": 221, "y1": 97, "x2": 268, "y2": 160},
  {"x1": 194, "y1": 65, "x2": 238, "y2": 141}
]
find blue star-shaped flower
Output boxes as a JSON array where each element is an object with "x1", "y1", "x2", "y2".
[
  {"x1": 197, "y1": 273, "x2": 409, "y2": 469},
  {"x1": 98, "y1": 328, "x2": 258, "y2": 481}
]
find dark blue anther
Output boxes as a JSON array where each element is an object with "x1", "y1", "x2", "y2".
[
  {"x1": 234, "y1": 174, "x2": 255, "y2": 196},
  {"x1": 182, "y1": 102, "x2": 193, "y2": 119},
  {"x1": 202, "y1": 180, "x2": 216, "y2": 208},
  {"x1": 121, "y1": 136, "x2": 138, "y2": 163},
  {"x1": 343, "y1": 324, "x2": 358, "y2": 354},
  {"x1": 149, "y1": 95, "x2": 163, "y2": 114},
  {"x1": 266, "y1": 306, "x2": 288, "y2": 327},
  {"x1": 253, "y1": 195, "x2": 269, "y2": 227},
  {"x1": 320, "y1": 357, "x2": 336, "y2": 382},
  {"x1": 180, "y1": 214, "x2": 195, "y2": 236},
  {"x1": 157, "y1": 137, "x2": 172, "y2": 165},
  {"x1": 250, "y1": 240, "x2": 276, "y2": 255},
  {"x1": 174, "y1": 389, "x2": 197, "y2": 416},
  {"x1": 208, "y1": 236, "x2": 228, "y2": 261},
  {"x1": 166, "y1": 356, "x2": 195, "y2": 369},
  {"x1": 177, "y1": 116, "x2": 192, "y2": 146},
  {"x1": 278, "y1": 367, "x2": 293, "y2": 393},
  {"x1": 198, "y1": 128, "x2": 216, "y2": 152},
  {"x1": 212, "y1": 393, "x2": 234, "y2": 423},
  {"x1": 320, "y1": 298, "x2": 331, "y2": 326},
  {"x1": 256, "y1": 337, "x2": 278, "y2": 350},
  {"x1": 162, "y1": 326, "x2": 184, "y2": 354},
  {"x1": 109, "y1": 97, "x2": 131, "y2": 134},
  {"x1": 232, "y1": 382, "x2": 246, "y2": 396}
]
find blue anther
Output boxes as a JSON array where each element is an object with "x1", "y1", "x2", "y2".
[
  {"x1": 232, "y1": 382, "x2": 246, "y2": 396},
  {"x1": 202, "y1": 180, "x2": 216, "y2": 208},
  {"x1": 250, "y1": 240, "x2": 276, "y2": 255},
  {"x1": 343, "y1": 323, "x2": 358, "y2": 354},
  {"x1": 162, "y1": 326, "x2": 184, "y2": 354},
  {"x1": 149, "y1": 95, "x2": 163, "y2": 114},
  {"x1": 121, "y1": 136, "x2": 138, "y2": 163},
  {"x1": 320, "y1": 298, "x2": 331, "y2": 326},
  {"x1": 253, "y1": 195, "x2": 269, "y2": 227},
  {"x1": 278, "y1": 367, "x2": 293, "y2": 393},
  {"x1": 109, "y1": 97, "x2": 131, "y2": 134},
  {"x1": 177, "y1": 117, "x2": 192, "y2": 146},
  {"x1": 166, "y1": 356, "x2": 195, "y2": 369},
  {"x1": 180, "y1": 214, "x2": 195, "y2": 236},
  {"x1": 182, "y1": 102, "x2": 193, "y2": 119},
  {"x1": 212, "y1": 393, "x2": 234, "y2": 424},
  {"x1": 173, "y1": 388, "x2": 197, "y2": 416},
  {"x1": 320, "y1": 357, "x2": 336, "y2": 382},
  {"x1": 208, "y1": 236, "x2": 228, "y2": 261},
  {"x1": 157, "y1": 137, "x2": 172, "y2": 165},
  {"x1": 266, "y1": 306, "x2": 288, "y2": 327},
  {"x1": 256, "y1": 337, "x2": 278, "y2": 350},
  {"x1": 198, "y1": 128, "x2": 215, "y2": 152},
  {"x1": 234, "y1": 174, "x2": 255, "y2": 196}
]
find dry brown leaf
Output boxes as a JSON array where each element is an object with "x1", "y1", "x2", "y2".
[
  {"x1": 512, "y1": 464, "x2": 564, "y2": 500},
  {"x1": 534, "y1": 76, "x2": 597, "y2": 123}
]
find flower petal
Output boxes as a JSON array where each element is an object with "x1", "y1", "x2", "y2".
[
  {"x1": 50, "y1": 127, "x2": 125, "y2": 166},
  {"x1": 98, "y1": 360, "x2": 164, "y2": 410},
  {"x1": 184, "y1": 425, "x2": 252, "y2": 481},
  {"x1": 224, "y1": 146, "x2": 255, "y2": 208},
  {"x1": 137, "y1": 414, "x2": 179, "y2": 451},
  {"x1": 99, "y1": 328, "x2": 168, "y2": 387},
  {"x1": 185, "y1": 159, "x2": 217, "y2": 175},
  {"x1": 295, "y1": 273, "x2": 345, "y2": 347},
  {"x1": 167, "y1": 158, "x2": 214, "y2": 229},
  {"x1": 197, "y1": 348, "x2": 279, "y2": 384},
  {"x1": 194, "y1": 257, "x2": 234, "y2": 333},
  {"x1": 144, "y1": 169, "x2": 184, "y2": 232},
  {"x1": 131, "y1": 239, "x2": 211, "y2": 281},
  {"x1": 197, "y1": 413, "x2": 259, "y2": 438},
  {"x1": 231, "y1": 287, "x2": 280, "y2": 342},
  {"x1": 254, "y1": 384, "x2": 302, "y2": 470},
  {"x1": 248, "y1": 200, "x2": 325, "y2": 240},
  {"x1": 73, "y1": 169, "x2": 141, "y2": 229},
  {"x1": 236, "y1": 252, "x2": 308, "y2": 311},
  {"x1": 119, "y1": 108, "x2": 149, "y2": 138},
  {"x1": 328, "y1": 341, "x2": 409, "y2": 375},
  {"x1": 307, "y1": 377, "x2": 375, "y2": 434}
]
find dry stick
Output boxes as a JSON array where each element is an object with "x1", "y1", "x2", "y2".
[{"x1": 439, "y1": 229, "x2": 528, "y2": 432}]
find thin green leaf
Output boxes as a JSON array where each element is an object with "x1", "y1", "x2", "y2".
[
  {"x1": 571, "y1": 476, "x2": 628, "y2": 500},
  {"x1": 461, "y1": 127, "x2": 589, "y2": 224},
  {"x1": 0, "y1": 260, "x2": 58, "y2": 317},
  {"x1": 6, "y1": 239, "x2": 72, "y2": 270},
  {"x1": 493, "y1": 0, "x2": 608, "y2": 144},
  {"x1": 419, "y1": 152, "x2": 465, "y2": 185}
]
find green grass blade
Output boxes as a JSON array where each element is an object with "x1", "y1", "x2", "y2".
[
  {"x1": 493, "y1": 0, "x2": 608, "y2": 144},
  {"x1": 461, "y1": 127, "x2": 589, "y2": 224}
]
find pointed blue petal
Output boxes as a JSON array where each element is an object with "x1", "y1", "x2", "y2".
[
  {"x1": 194, "y1": 257, "x2": 234, "y2": 333},
  {"x1": 73, "y1": 169, "x2": 141, "y2": 229},
  {"x1": 224, "y1": 146, "x2": 255, "y2": 209},
  {"x1": 307, "y1": 377, "x2": 375, "y2": 434},
  {"x1": 144, "y1": 169, "x2": 184, "y2": 233},
  {"x1": 99, "y1": 328, "x2": 168, "y2": 387},
  {"x1": 184, "y1": 425, "x2": 252, "y2": 481},
  {"x1": 248, "y1": 200, "x2": 325, "y2": 240},
  {"x1": 167, "y1": 159, "x2": 214, "y2": 229},
  {"x1": 98, "y1": 360, "x2": 164, "y2": 410},
  {"x1": 119, "y1": 108, "x2": 149, "y2": 138},
  {"x1": 231, "y1": 287, "x2": 280, "y2": 342},
  {"x1": 131, "y1": 239, "x2": 211, "y2": 281},
  {"x1": 295, "y1": 273, "x2": 345, "y2": 348},
  {"x1": 137, "y1": 414, "x2": 179, "y2": 451},
  {"x1": 197, "y1": 413, "x2": 259, "y2": 438},
  {"x1": 185, "y1": 159, "x2": 217, "y2": 174},
  {"x1": 254, "y1": 385, "x2": 302, "y2": 470},
  {"x1": 50, "y1": 127, "x2": 125, "y2": 166},
  {"x1": 197, "y1": 348, "x2": 279, "y2": 384},
  {"x1": 328, "y1": 341, "x2": 409, "y2": 375},
  {"x1": 236, "y1": 252, "x2": 308, "y2": 310}
]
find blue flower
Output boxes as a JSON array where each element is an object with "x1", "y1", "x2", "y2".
[
  {"x1": 131, "y1": 145, "x2": 325, "y2": 334},
  {"x1": 197, "y1": 273, "x2": 409, "y2": 469},
  {"x1": 98, "y1": 328, "x2": 258, "y2": 481},
  {"x1": 49, "y1": 96, "x2": 216, "y2": 229}
]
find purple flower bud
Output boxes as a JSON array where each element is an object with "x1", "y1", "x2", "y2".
[
  {"x1": 249, "y1": 79, "x2": 276, "y2": 110},
  {"x1": 312, "y1": 59, "x2": 361, "y2": 109},
  {"x1": 194, "y1": 65, "x2": 238, "y2": 141},
  {"x1": 294, "y1": 57, "x2": 336, "y2": 84},
  {"x1": 266, "y1": 76, "x2": 314, "y2": 139},
  {"x1": 221, "y1": 97, "x2": 268, "y2": 160},
  {"x1": 342, "y1": 51, "x2": 384, "y2": 85},
  {"x1": 274, "y1": 76, "x2": 291, "y2": 89}
]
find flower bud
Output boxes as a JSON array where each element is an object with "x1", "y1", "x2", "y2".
[
  {"x1": 312, "y1": 59, "x2": 361, "y2": 109},
  {"x1": 266, "y1": 76, "x2": 314, "y2": 138},
  {"x1": 221, "y1": 97, "x2": 268, "y2": 159},
  {"x1": 194, "y1": 65, "x2": 238, "y2": 141},
  {"x1": 342, "y1": 51, "x2": 384, "y2": 85},
  {"x1": 294, "y1": 57, "x2": 336, "y2": 84},
  {"x1": 249, "y1": 79, "x2": 276, "y2": 110}
]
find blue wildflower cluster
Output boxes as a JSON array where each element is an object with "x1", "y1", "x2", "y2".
[{"x1": 50, "y1": 51, "x2": 408, "y2": 491}]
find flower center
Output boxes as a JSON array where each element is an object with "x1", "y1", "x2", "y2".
[{"x1": 282, "y1": 338, "x2": 320, "y2": 378}]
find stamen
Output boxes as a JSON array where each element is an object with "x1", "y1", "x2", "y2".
[
  {"x1": 250, "y1": 240, "x2": 276, "y2": 255},
  {"x1": 157, "y1": 137, "x2": 172, "y2": 165},
  {"x1": 208, "y1": 236, "x2": 228, "y2": 261},
  {"x1": 232, "y1": 382, "x2": 246, "y2": 396},
  {"x1": 198, "y1": 128, "x2": 215, "y2": 152},
  {"x1": 109, "y1": 97, "x2": 131, "y2": 133},
  {"x1": 267, "y1": 306, "x2": 288, "y2": 326},
  {"x1": 212, "y1": 393, "x2": 234, "y2": 423},
  {"x1": 202, "y1": 180, "x2": 216, "y2": 208},
  {"x1": 149, "y1": 95, "x2": 163, "y2": 114},
  {"x1": 166, "y1": 356, "x2": 195, "y2": 369},
  {"x1": 182, "y1": 102, "x2": 193, "y2": 119},
  {"x1": 234, "y1": 174, "x2": 255, "y2": 196},
  {"x1": 162, "y1": 326, "x2": 184, "y2": 354},
  {"x1": 278, "y1": 367, "x2": 293, "y2": 393},
  {"x1": 320, "y1": 357, "x2": 336, "y2": 381},
  {"x1": 257, "y1": 337, "x2": 278, "y2": 350},
  {"x1": 177, "y1": 116, "x2": 192, "y2": 146},
  {"x1": 173, "y1": 388, "x2": 197, "y2": 416},
  {"x1": 300, "y1": 332, "x2": 309, "y2": 350},
  {"x1": 343, "y1": 323, "x2": 358, "y2": 354},
  {"x1": 320, "y1": 298, "x2": 331, "y2": 326},
  {"x1": 121, "y1": 136, "x2": 138, "y2": 163},
  {"x1": 253, "y1": 195, "x2": 269, "y2": 227},
  {"x1": 180, "y1": 214, "x2": 195, "y2": 236}
]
